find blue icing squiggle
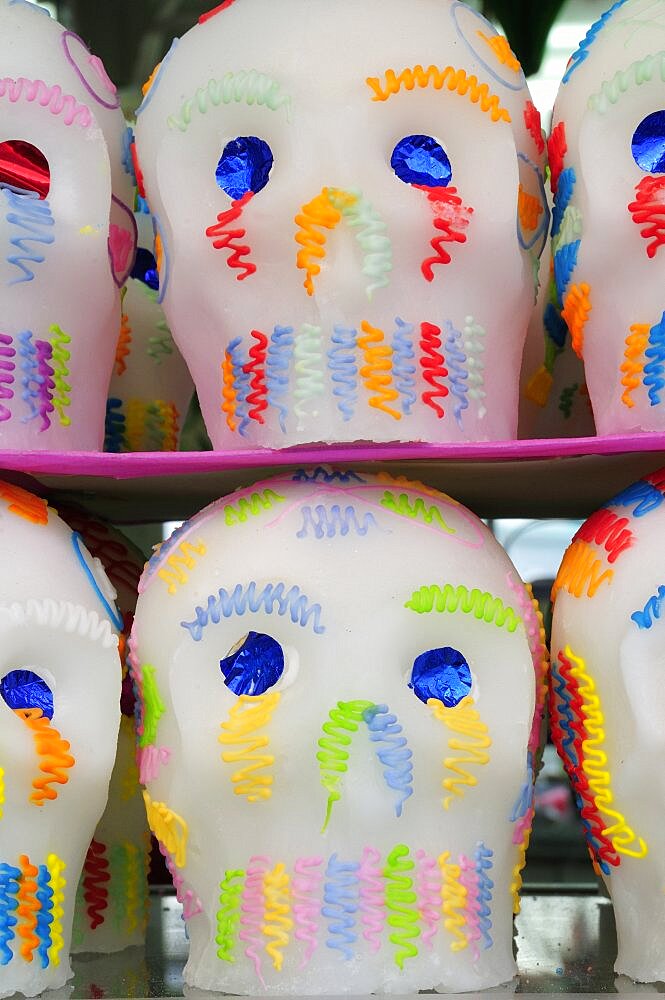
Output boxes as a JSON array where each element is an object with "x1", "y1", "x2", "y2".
[
  {"x1": 2, "y1": 188, "x2": 55, "y2": 285},
  {"x1": 265, "y1": 325, "x2": 294, "y2": 433},
  {"x1": 644, "y1": 312, "x2": 665, "y2": 406},
  {"x1": 322, "y1": 855, "x2": 359, "y2": 961},
  {"x1": 35, "y1": 865, "x2": 54, "y2": 969},
  {"x1": 632, "y1": 584, "x2": 665, "y2": 629},
  {"x1": 328, "y1": 326, "x2": 357, "y2": 422},
  {"x1": 444, "y1": 321, "x2": 469, "y2": 429},
  {"x1": 0, "y1": 863, "x2": 21, "y2": 966},
  {"x1": 296, "y1": 504, "x2": 378, "y2": 539},
  {"x1": 363, "y1": 704, "x2": 414, "y2": 817},
  {"x1": 562, "y1": 0, "x2": 630, "y2": 84},
  {"x1": 474, "y1": 844, "x2": 494, "y2": 951},
  {"x1": 181, "y1": 581, "x2": 326, "y2": 640},
  {"x1": 391, "y1": 317, "x2": 417, "y2": 416},
  {"x1": 227, "y1": 336, "x2": 251, "y2": 436}
]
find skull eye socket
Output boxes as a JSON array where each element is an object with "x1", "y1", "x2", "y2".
[
  {"x1": 632, "y1": 110, "x2": 665, "y2": 174},
  {"x1": 215, "y1": 135, "x2": 274, "y2": 200},
  {"x1": 131, "y1": 246, "x2": 160, "y2": 290},
  {"x1": 409, "y1": 646, "x2": 472, "y2": 708},
  {"x1": 0, "y1": 139, "x2": 50, "y2": 199},
  {"x1": 220, "y1": 630, "x2": 285, "y2": 696},
  {"x1": 391, "y1": 134, "x2": 452, "y2": 188},
  {"x1": 0, "y1": 669, "x2": 54, "y2": 720}
]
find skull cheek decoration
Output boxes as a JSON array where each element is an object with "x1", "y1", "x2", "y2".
[
  {"x1": 130, "y1": 469, "x2": 546, "y2": 994},
  {"x1": 0, "y1": 483, "x2": 121, "y2": 998},
  {"x1": 550, "y1": 0, "x2": 665, "y2": 435},
  {"x1": 134, "y1": 0, "x2": 548, "y2": 450},
  {"x1": 0, "y1": 0, "x2": 136, "y2": 450},
  {"x1": 106, "y1": 207, "x2": 194, "y2": 453},
  {"x1": 550, "y1": 465, "x2": 665, "y2": 984}
]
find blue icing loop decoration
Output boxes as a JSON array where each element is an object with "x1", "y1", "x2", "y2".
[
  {"x1": 71, "y1": 531, "x2": 124, "y2": 631},
  {"x1": 409, "y1": 646, "x2": 472, "y2": 707},
  {"x1": 220, "y1": 630, "x2": 284, "y2": 696},
  {"x1": 0, "y1": 669, "x2": 53, "y2": 719},
  {"x1": 632, "y1": 110, "x2": 665, "y2": 174},
  {"x1": 131, "y1": 246, "x2": 159, "y2": 290},
  {"x1": 391, "y1": 135, "x2": 452, "y2": 188},
  {"x1": 215, "y1": 135, "x2": 273, "y2": 200}
]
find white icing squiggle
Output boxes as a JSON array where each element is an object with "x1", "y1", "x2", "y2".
[{"x1": 0, "y1": 599, "x2": 117, "y2": 648}]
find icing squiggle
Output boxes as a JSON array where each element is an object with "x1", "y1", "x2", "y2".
[
  {"x1": 384, "y1": 845, "x2": 420, "y2": 969},
  {"x1": 81, "y1": 840, "x2": 109, "y2": 930},
  {"x1": 322, "y1": 855, "x2": 359, "y2": 961},
  {"x1": 335, "y1": 192, "x2": 392, "y2": 298},
  {"x1": 292, "y1": 856, "x2": 323, "y2": 968},
  {"x1": 317, "y1": 700, "x2": 375, "y2": 831},
  {"x1": 228, "y1": 336, "x2": 251, "y2": 435},
  {"x1": 266, "y1": 325, "x2": 294, "y2": 433},
  {"x1": 0, "y1": 863, "x2": 20, "y2": 965},
  {"x1": 49, "y1": 325, "x2": 72, "y2": 426},
  {"x1": 15, "y1": 708, "x2": 75, "y2": 806},
  {"x1": 0, "y1": 76, "x2": 92, "y2": 126},
  {"x1": 644, "y1": 312, "x2": 665, "y2": 406},
  {"x1": 263, "y1": 862, "x2": 292, "y2": 971},
  {"x1": 243, "y1": 329, "x2": 269, "y2": 423},
  {"x1": 415, "y1": 850, "x2": 440, "y2": 949},
  {"x1": 206, "y1": 191, "x2": 256, "y2": 280},
  {"x1": 2, "y1": 187, "x2": 55, "y2": 286},
  {"x1": 621, "y1": 324, "x2": 649, "y2": 408},
  {"x1": 239, "y1": 856, "x2": 269, "y2": 986},
  {"x1": 294, "y1": 324, "x2": 324, "y2": 425},
  {"x1": 366, "y1": 65, "x2": 511, "y2": 123},
  {"x1": 363, "y1": 704, "x2": 414, "y2": 817},
  {"x1": 219, "y1": 692, "x2": 281, "y2": 802},
  {"x1": 359, "y1": 320, "x2": 400, "y2": 419},
  {"x1": 328, "y1": 326, "x2": 358, "y2": 422},
  {"x1": 297, "y1": 504, "x2": 378, "y2": 539},
  {"x1": 181, "y1": 581, "x2": 325, "y2": 641},
  {"x1": 439, "y1": 852, "x2": 468, "y2": 952},
  {"x1": 475, "y1": 844, "x2": 494, "y2": 950},
  {"x1": 391, "y1": 318, "x2": 416, "y2": 415},
  {"x1": 428, "y1": 696, "x2": 491, "y2": 809},
  {"x1": 0, "y1": 333, "x2": 15, "y2": 422},
  {"x1": 406, "y1": 583, "x2": 522, "y2": 632},
  {"x1": 158, "y1": 841, "x2": 201, "y2": 919},
  {"x1": 463, "y1": 315, "x2": 487, "y2": 418},
  {"x1": 444, "y1": 321, "x2": 468, "y2": 429},
  {"x1": 358, "y1": 847, "x2": 384, "y2": 953},
  {"x1": 419, "y1": 322, "x2": 448, "y2": 418},
  {"x1": 168, "y1": 72, "x2": 291, "y2": 132},
  {"x1": 216, "y1": 868, "x2": 245, "y2": 962}
]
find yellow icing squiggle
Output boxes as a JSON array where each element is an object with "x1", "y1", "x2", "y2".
[
  {"x1": 143, "y1": 791, "x2": 188, "y2": 868},
  {"x1": 439, "y1": 852, "x2": 468, "y2": 952},
  {"x1": 262, "y1": 861, "x2": 292, "y2": 971},
  {"x1": 46, "y1": 853, "x2": 66, "y2": 967},
  {"x1": 219, "y1": 692, "x2": 281, "y2": 802},
  {"x1": 428, "y1": 696, "x2": 491, "y2": 809}
]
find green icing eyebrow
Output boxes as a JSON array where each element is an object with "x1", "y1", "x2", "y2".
[
  {"x1": 405, "y1": 583, "x2": 522, "y2": 633},
  {"x1": 167, "y1": 70, "x2": 292, "y2": 131}
]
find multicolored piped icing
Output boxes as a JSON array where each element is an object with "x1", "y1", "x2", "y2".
[
  {"x1": 133, "y1": 0, "x2": 548, "y2": 449},
  {"x1": 130, "y1": 468, "x2": 546, "y2": 993},
  {"x1": 0, "y1": 0, "x2": 136, "y2": 450},
  {"x1": 550, "y1": 464, "x2": 665, "y2": 983},
  {"x1": 549, "y1": 0, "x2": 665, "y2": 434}
]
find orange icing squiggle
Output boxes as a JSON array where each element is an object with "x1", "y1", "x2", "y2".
[
  {"x1": 561, "y1": 283, "x2": 592, "y2": 359},
  {"x1": 518, "y1": 184, "x2": 544, "y2": 233},
  {"x1": 15, "y1": 708, "x2": 75, "y2": 805},
  {"x1": 221, "y1": 351, "x2": 238, "y2": 431},
  {"x1": 17, "y1": 854, "x2": 39, "y2": 961},
  {"x1": 366, "y1": 65, "x2": 511, "y2": 123},
  {"x1": 219, "y1": 692, "x2": 281, "y2": 802},
  {"x1": 552, "y1": 539, "x2": 613, "y2": 601},
  {"x1": 0, "y1": 483, "x2": 48, "y2": 524},
  {"x1": 358, "y1": 321, "x2": 401, "y2": 419},
  {"x1": 476, "y1": 31, "x2": 521, "y2": 72},
  {"x1": 621, "y1": 324, "x2": 649, "y2": 408},
  {"x1": 115, "y1": 295, "x2": 132, "y2": 376},
  {"x1": 295, "y1": 189, "x2": 349, "y2": 296}
]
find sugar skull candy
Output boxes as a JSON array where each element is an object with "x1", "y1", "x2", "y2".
[
  {"x1": 0, "y1": 0, "x2": 137, "y2": 450},
  {"x1": 57, "y1": 508, "x2": 151, "y2": 954},
  {"x1": 130, "y1": 468, "x2": 547, "y2": 993},
  {"x1": 549, "y1": 0, "x2": 665, "y2": 435},
  {"x1": 550, "y1": 465, "x2": 665, "y2": 983},
  {"x1": 0, "y1": 482, "x2": 121, "y2": 998},
  {"x1": 106, "y1": 206, "x2": 194, "y2": 453},
  {"x1": 133, "y1": 0, "x2": 548, "y2": 451}
]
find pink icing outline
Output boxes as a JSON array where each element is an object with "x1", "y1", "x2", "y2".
[{"x1": 61, "y1": 30, "x2": 121, "y2": 111}]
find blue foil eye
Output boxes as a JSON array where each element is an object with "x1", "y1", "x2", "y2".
[
  {"x1": 0, "y1": 670, "x2": 54, "y2": 719},
  {"x1": 409, "y1": 646, "x2": 472, "y2": 707},
  {"x1": 131, "y1": 246, "x2": 159, "y2": 290},
  {"x1": 391, "y1": 134, "x2": 452, "y2": 188},
  {"x1": 220, "y1": 631, "x2": 285, "y2": 696},
  {"x1": 632, "y1": 111, "x2": 665, "y2": 174},
  {"x1": 215, "y1": 136, "x2": 274, "y2": 200}
]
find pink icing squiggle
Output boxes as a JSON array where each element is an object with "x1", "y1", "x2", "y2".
[
  {"x1": 506, "y1": 572, "x2": 548, "y2": 755},
  {"x1": 292, "y1": 856, "x2": 323, "y2": 969},
  {"x1": 0, "y1": 77, "x2": 92, "y2": 127},
  {"x1": 137, "y1": 744, "x2": 171, "y2": 784},
  {"x1": 35, "y1": 339, "x2": 54, "y2": 431},
  {"x1": 239, "y1": 856, "x2": 270, "y2": 986},
  {"x1": 459, "y1": 854, "x2": 481, "y2": 961},
  {"x1": 158, "y1": 841, "x2": 202, "y2": 919},
  {"x1": 358, "y1": 846, "x2": 385, "y2": 952},
  {"x1": 415, "y1": 849, "x2": 441, "y2": 949},
  {"x1": 513, "y1": 805, "x2": 535, "y2": 847}
]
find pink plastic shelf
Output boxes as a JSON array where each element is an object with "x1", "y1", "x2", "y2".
[{"x1": 1, "y1": 435, "x2": 664, "y2": 522}]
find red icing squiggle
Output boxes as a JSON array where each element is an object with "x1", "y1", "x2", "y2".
[
  {"x1": 199, "y1": 0, "x2": 237, "y2": 23},
  {"x1": 82, "y1": 839, "x2": 110, "y2": 930},
  {"x1": 573, "y1": 508, "x2": 634, "y2": 565},
  {"x1": 628, "y1": 175, "x2": 665, "y2": 259},
  {"x1": 206, "y1": 190, "x2": 257, "y2": 280},
  {"x1": 417, "y1": 186, "x2": 473, "y2": 281},
  {"x1": 548, "y1": 121, "x2": 567, "y2": 195},
  {"x1": 243, "y1": 329, "x2": 269, "y2": 424},
  {"x1": 523, "y1": 101, "x2": 545, "y2": 155},
  {"x1": 419, "y1": 322, "x2": 449, "y2": 418}
]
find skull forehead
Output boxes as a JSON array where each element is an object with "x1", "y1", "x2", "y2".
[{"x1": 0, "y1": 491, "x2": 117, "y2": 613}]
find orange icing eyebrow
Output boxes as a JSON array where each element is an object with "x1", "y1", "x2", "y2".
[{"x1": 366, "y1": 65, "x2": 511, "y2": 124}]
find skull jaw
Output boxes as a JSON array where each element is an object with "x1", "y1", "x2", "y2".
[
  {"x1": 612, "y1": 861, "x2": 665, "y2": 984},
  {"x1": 0, "y1": 955, "x2": 74, "y2": 1000}
]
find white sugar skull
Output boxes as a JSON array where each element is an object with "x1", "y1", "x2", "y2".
[
  {"x1": 133, "y1": 0, "x2": 548, "y2": 451},
  {"x1": 0, "y1": 0, "x2": 137, "y2": 450},
  {"x1": 550, "y1": 0, "x2": 665, "y2": 435},
  {"x1": 550, "y1": 464, "x2": 665, "y2": 983},
  {"x1": 57, "y1": 508, "x2": 151, "y2": 954},
  {"x1": 130, "y1": 468, "x2": 547, "y2": 993},
  {"x1": 0, "y1": 482, "x2": 121, "y2": 998},
  {"x1": 106, "y1": 206, "x2": 194, "y2": 452}
]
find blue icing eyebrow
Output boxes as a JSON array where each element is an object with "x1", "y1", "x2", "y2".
[
  {"x1": 562, "y1": 0, "x2": 630, "y2": 85},
  {"x1": 71, "y1": 531, "x2": 124, "y2": 631},
  {"x1": 181, "y1": 580, "x2": 326, "y2": 641}
]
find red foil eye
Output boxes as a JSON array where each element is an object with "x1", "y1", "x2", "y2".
[{"x1": 0, "y1": 140, "x2": 50, "y2": 199}]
